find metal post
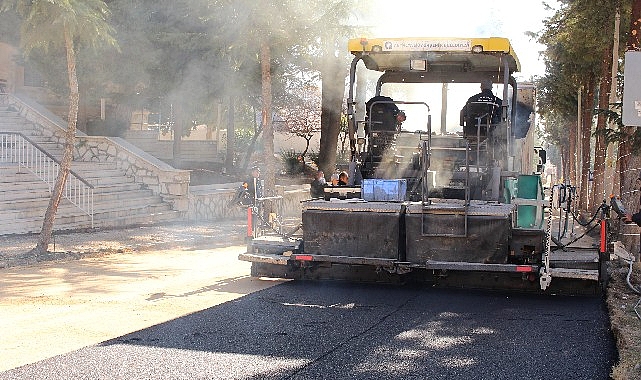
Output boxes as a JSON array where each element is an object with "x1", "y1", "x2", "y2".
[{"x1": 440, "y1": 82, "x2": 448, "y2": 134}]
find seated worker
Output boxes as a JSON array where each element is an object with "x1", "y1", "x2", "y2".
[
  {"x1": 338, "y1": 171, "x2": 349, "y2": 186},
  {"x1": 310, "y1": 170, "x2": 326, "y2": 198},
  {"x1": 365, "y1": 95, "x2": 406, "y2": 133},
  {"x1": 330, "y1": 172, "x2": 340, "y2": 186},
  {"x1": 243, "y1": 166, "x2": 263, "y2": 201},
  {"x1": 234, "y1": 166, "x2": 262, "y2": 206},
  {"x1": 460, "y1": 79, "x2": 502, "y2": 137}
]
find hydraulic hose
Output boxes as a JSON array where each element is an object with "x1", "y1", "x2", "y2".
[
  {"x1": 626, "y1": 259, "x2": 641, "y2": 295},
  {"x1": 624, "y1": 259, "x2": 641, "y2": 321},
  {"x1": 570, "y1": 203, "x2": 603, "y2": 227},
  {"x1": 551, "y1": 222, "x2": 599, "y2": 251},
  {"x1": 551, "y1": 203, "x2": 604, "y2": 250},
  {"x1": 615, "y1": 245, "x2": 641, "y2": 320}
]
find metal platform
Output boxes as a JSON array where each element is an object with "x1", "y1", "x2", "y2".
[
  {"x1": 247, "y1": 235, "x2": 301, "y2": 255},
  {"x1": 405, "y1": 200, "x2": 515, "y2": 217},
  {"x1": 548, "y1": 267, "x2": 599, "y2": 281},
  {"x1": 303, "y1": 199, "x2": 404, "y2": 212}
]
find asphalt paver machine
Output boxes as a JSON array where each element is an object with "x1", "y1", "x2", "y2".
[{"x1": 240, "y1": 37, "x2": 605, "y2": 293}]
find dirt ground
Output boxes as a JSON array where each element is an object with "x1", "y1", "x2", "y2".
[
  {"x1": 606, "y1": 258, "x2": 641, "y2": 380},
  {"x1": 1, "y1": 220, "x2": 250, "y2": 268}
]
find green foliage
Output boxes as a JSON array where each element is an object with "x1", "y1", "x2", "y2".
[
  {"x1": 5, "y1": 0, "x2": 356, "y2": 167},
  {"x1": 595, "y1": 102, "x2": 641, "y2": 154},
  {"x1": 280, "y1": 149, "x2": 304, "y2": 174},
  {"x1": 1, "y1": 0, "x2": 117, "y2": 97},
  {"x1": 535, "y1": 0, "x2": 632, "y2": 143},
  {"x1": 85, "y1": 117, "x2": 128, "y2": 137},
  {"x1": 0, "y1": 9, "x2": 21, "y2": 44},
  {"x1": 1, "y1": 0, "x2": 117, "y2": 54},
  {"x1": 307, "y1": 151, "x2": 320, "y2": 168},
  {"x1": 234, "y1": 128, "x2": 256, "y2": 152}
]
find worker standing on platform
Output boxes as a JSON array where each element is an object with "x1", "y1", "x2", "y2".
[
  {"x1": 622, "y1": 174, "x2": 641, "y2": 260},
  {"x1": 622, "y1": 174, "x2": 641, "y2": 226}
]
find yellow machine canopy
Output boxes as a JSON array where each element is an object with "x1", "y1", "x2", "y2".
[{"x1": 348, "y1": 37, "x2": 520, "y2": 84}]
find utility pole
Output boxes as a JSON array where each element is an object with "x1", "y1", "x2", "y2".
[
  {"x1": 440, "y1": 83, "x2": 448, "y2": 134},
  {"x1": 576, "y1": 86, "x2": 582, "y2": 185},
  {"x1": 605, "y1": 10, "x2": 621, "y2": 196}
]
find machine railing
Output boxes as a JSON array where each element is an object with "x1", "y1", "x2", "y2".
[{"x1": 0, "y1": 132, "x2": 94, "y2": 228}]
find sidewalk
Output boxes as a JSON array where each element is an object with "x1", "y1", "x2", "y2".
[
  {"x1": 0, "y1": 221, "x2": 283, "y2": 372},
  {"x1": 0, "y1": 219, "x2": 250, "y2": 268}
]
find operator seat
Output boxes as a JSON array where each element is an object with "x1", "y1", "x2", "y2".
[
  {"x1": 460, "y1": 101, "x2": 500, "y2": 141},
  {"x1": 362, "y1": 96, "x2": 401, "y2": 178},
  {"x1": 366, "y1": 96, "x2": 400, "y2": 133}
]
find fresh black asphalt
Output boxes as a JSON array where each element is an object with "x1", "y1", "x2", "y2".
[{"x1": 1, "y1": 281, "x2": 615, "y2": 380}]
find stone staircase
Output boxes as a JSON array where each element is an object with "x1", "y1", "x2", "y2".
[{"x1": 0, "y1": 102, "x2": 184, "y2": 235}]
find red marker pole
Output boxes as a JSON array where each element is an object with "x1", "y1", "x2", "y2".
[
  {"x1": 247, "y1": 207, "x2": 253, "y2": 239},
  {"x1": 600, "y1": 218, "x2": 607, "y2": 254}
]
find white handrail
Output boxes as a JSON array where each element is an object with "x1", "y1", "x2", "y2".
[{"x1": 0, "y1": 132, "x2": 94, "y2": 228}]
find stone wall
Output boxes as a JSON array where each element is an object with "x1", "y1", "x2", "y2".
[
  {"x1": 2, "y1": 93, "x2": 312, "y2": 222},
  {"x1": 188, "y1": 184, "x2": 310, "y2": 222},
  {"x1": 74, "y1": 136, "x2": 190, "y2": 210}
]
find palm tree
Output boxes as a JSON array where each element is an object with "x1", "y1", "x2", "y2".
[{"x1": 1, "y1": 0, "x2": 116, "y2": 253}]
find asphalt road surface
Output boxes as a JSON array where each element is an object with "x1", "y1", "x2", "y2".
[{"x1": 1, "y1": 279, "x2": 615, "y2": 380}]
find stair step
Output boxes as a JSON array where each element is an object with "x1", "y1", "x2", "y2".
[
  {"x1": 0, "y1": 98, "x2": 183, "y2": 236},
  {"x1": 0, "y1": 189, "x2": 156, "y2": 211},
  {"x1": 85, "y1": 176, "x2": 137, "y2": 186},
  {"x1": 0, "y1": 210, "x2": 183, "y2": 235},
  {"x1": 0, "y1": 189, "x2": 51, "y2": 202},
  {"x1": 92, "y1": 183, "x2": 144, "y2": 193},
  {"x1": 0, "y1": 194, "x2": 164, "y2": 219},
  {"x1": 0, "y1": 169, "x2": 42, "y2": 182}
]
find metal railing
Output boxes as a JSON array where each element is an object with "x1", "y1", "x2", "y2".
[{"x1": 0, "y1": 132, "x2": 94, "y2": 228}]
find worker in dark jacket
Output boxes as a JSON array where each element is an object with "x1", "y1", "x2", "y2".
[
  {"x1": 460, "y1": 79, "x2": 502, "y2": 125},
  {"x1": 623, "y1": 175, "x2": 641, "y2": 226},
  {"x1": 337, "y1": 171, "x2": 349, "y2": 186},
  {"x1": 310, "y1": 170, "x2": 326, "y2": 198}
]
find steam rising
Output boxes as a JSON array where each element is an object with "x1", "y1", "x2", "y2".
[{"x1": 109, "y1": 1, "x2": 327, "y2": 129}]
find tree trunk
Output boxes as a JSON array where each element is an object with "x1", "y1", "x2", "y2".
[
  {"x1": 619, "y1": 0, "x2": 641, "y2": 254},
  {"x1": 225, "y1": 96, "x2": 235, "y2": 173},
  {"x1": 620, "y1": 130, "x2": 641, "y2": 256},
  {"x1": 592, "y1": 47, "x2": 613, "y2": 207},
  {"x1": 578, "y1": 75, "x2": 595, "y2": 211},
  {"x1": 318, "y1": 59, "x2": 345, "y2": 178},
  {"x1": 35, "y1": 27, "x2": 79, "y2": 253},
  {"x1": 560, "y1": 148, "x2": 568, "y2": 184},
  {"x1": 568, "y1": 120, "x2": 577, "y2": 185},
  {"x1": 260, "y1": 40, "x2": 275, "y2": 194},
  {"x1": 302, "y1": 137, "x2": 310, "y2": 158},
  {"x1": 172, "y1": 104, "x2": 183, "y2": 168}
]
